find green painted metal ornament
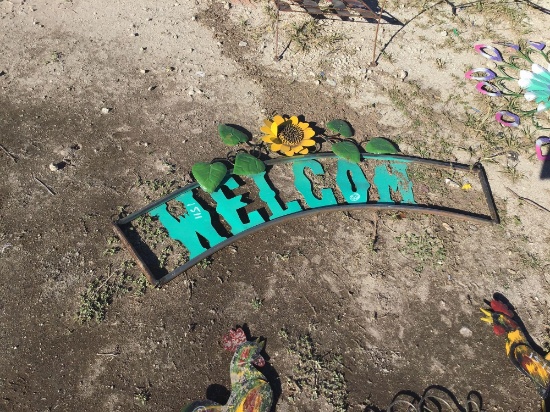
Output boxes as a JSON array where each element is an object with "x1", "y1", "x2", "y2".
[{"x1": 181, "y1": 328, "x2": 273, "y2": 412}]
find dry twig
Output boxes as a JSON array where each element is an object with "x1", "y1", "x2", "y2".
[
  {"x1": 0, "y1": 143, "x2": 17, "y2": 163},
  {"x1": 33, "y1": 175, "x2": 56, "y2": 195},
  {"x1": 506, "y1": 187, "x2": 550, "y2": 213}
]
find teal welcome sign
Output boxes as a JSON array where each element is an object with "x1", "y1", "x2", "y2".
[{"x1": 113, "y1": 153, "x2": 498, "y2": 286}]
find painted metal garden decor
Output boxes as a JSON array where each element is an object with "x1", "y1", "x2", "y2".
[
  {"x1": 113, "y1": 116, "x2": 499, "y2": 286},
  {"x1": 465, "y1": 40, "x2": 550, "y2": 160},
  {"x1": 481, "y1": 298, "x2": 550, "y2": 411},
  {"x1": 272, "y1": 0, "x2": 385, "y2": 65},
  {"x1": 182, "y1": 327, "x2": 273, "y2": 412}
]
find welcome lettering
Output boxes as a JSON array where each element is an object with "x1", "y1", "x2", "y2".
[{"x1": 150, "y1": 158, "x2": 416, "y2": 256}]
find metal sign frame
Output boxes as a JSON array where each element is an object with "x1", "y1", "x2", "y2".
[{"x1": 113, "y1": 154, "x2": 499, "y2": 286}]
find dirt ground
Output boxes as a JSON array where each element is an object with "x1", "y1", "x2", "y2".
[{"x1": 1, "y1": 0, "x2": 550, "y2": 411}]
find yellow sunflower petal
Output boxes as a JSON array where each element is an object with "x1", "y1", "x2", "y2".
[
  {"x1": 298, "y1": 148, "x2": 309, "y2": 155},
  {"x1": 284, "y1": 150, "x2": 295, "y2": 156},
  {"x1": 303, "y1": 128, "x2": 315, "y2": 139},
  {"x1": 271, "y1": 143, "x2": 283, "y2": 151},
  {"x1": 262, "y1": 136, "x2": 276, "y2": 143},
  {"x1": 273, "y1": 115, "x2": 285, "y2": 125},
  {"x1": 270, "y1": 122, "x2": 279, "y2": 136},
  {"x1": 298, "y1": 122, "x2": 310, "y2": 130},
  {"x1": 263, "y1": 119, "x2": 272, "y2": 127},
  {"x1": 260, "y1": 125, "x2": 273, "y2": 135},
  {"x1": 290, "y1": 116, "x2": 299, "y2": 125},
  {"x1": 280, "y1": 144, "x2": 291, "y2": 152},
  {"x1": 301, "y1": 139, "x2": 316, "y2": 147}
]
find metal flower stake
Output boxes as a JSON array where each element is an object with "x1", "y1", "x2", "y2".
[
  {"x1": 191, "y1": 116, "x2": 399, "y2": 194},
  {"x1": 465, "y1": 40, "x2": 550, "y2": 159}
]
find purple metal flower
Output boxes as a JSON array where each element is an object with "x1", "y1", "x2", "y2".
[
  {"x1": 494, "y1": 41, "x2": 520, "y2": 51},
  {"x1": 536, "y1": 137, "x2": 550, "y2": 161},
  {"x1": 476, "y1": 81, "x2": 502, "y2": 97},
  {"x1": 495, "y1": 111, "x2": 520, "y2": 127},
  {"x1": 528, "y1": 41, "x2": 546, "y2": 51},
  {"x1": 465, "y1": 68, "x2": 497, "y2": 81},
  {"x1": 474, "y1": 44, "x2": 503, "y2": 61}
]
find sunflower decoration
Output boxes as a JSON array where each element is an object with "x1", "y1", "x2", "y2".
[{"x1": 261, "y1": 115, "x2": 316, "y2": 156}]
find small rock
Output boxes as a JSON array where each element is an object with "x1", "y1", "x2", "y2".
[
  {"x1": 315, "y1": 80, "x2": 321, "y2": 85},
  {"x1": 49, "y1": 162, "x2": 61, "y2": 171},
  {"x1": 140, "y1": 69, "x2": 149, "y2": 74},
  {"x1": 0, "y1": 70, "x2": 5, "y2": 77},
  {"x1": 130, "y1": 32, "x2": 139, "y2": 37},
  {"x1": 326, "y1": 79, "x2": 337, "y2": 86},
  {"x1": 101, "y1": 107, "x2": 112, "y2": 114},
  {"x1": 140, "y1": 47, "x2": 147, "y2": 52},
  {"x1": 224, "y1": 2, "x2": 231, "y2": 9},
  {"x1": 442, "y1": 222, "x2": 453, "y2": 232},
  {"x1": 399, "y1": 69, "x2": 408, "y2": 81},
  {"x1": 444, "y1": 178, "x2": 460, "y2": 188},
  {"x1": 441, "y1": 30, "x2": 448, "y2": 37},
  {"x1": 459, "y1": 327, "x2": 472, "y2": 338},
  {"x1": 191, "y1": 15, "x2": 196, "y2": 21},
  {"x1": 148, "y1": 85, "x2": 156, "y2": 91},
  {"x1": 196, "y1": 71, "x2": 205, "y2": 77},
  {"x1": 238, "y1": 41, "x2": 248, "y2": 47}
]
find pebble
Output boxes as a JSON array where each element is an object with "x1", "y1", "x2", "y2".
[
  {"x1": 239, "y1": 41, "x2": 248, "y2": 47},
  {"x1": 196, "y1": 71, "x2": 205, "y2": 77},
  {"x1": 140, "y1": 69, "x2": 149, "y2": 74},
  {"x1": 224, "y1": 2, "x2": 231, "y2": 9},
  {"x1": 326, "y1": 79, "x2": 337, "y2": 86},
  {"x1": 49, "y1": 162, "x2": 62, "y2": 171},
  {"x1": 130, "y1": 32, "x2": 139, "y2": 37},
  {"x1": 315, "y1": 80, "x2": 321, "y2": 85},
  {"x1": 101, "y1": 107, "x2": 112, "y2": 114},
  {"x1": 148, "y1": 85, "x2": 156, "y2": 91},
  {"x1": 442, "y1": 222, "x2": 453, "y2": 232},
  {"x1": 441, "y1": 30, "x2": 448, "y2": 37},
  {"x1": 459, "y1": 327, "x2": 472, "y2": 338},
  {"x1": 140, "y1": 47, "x2": 147, "y2": 52},
  {"x1": 444, "y1": 178, "x2": 460, "y2": 188},
  {"x1": 399, "y1": 69, "x2": 408, "y2": 80}
]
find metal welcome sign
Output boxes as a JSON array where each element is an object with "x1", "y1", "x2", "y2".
[{"x1": 113, "y1": 153, "x2": 499, "y2": 286}]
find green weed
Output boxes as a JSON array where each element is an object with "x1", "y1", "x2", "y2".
[
  {"x1": 397, "y1": 230, "x2": 446, "y2": 272},
  {"x1": 284, "y1": 333, "x2": 348, "y2": 411},
  {"x1": 251, "y1": 297, "x2": 263, "y2": 311}
]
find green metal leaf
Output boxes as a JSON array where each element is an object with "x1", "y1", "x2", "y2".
[
  {"x1": 192, "y1": 162, "x2": 227, "y2": 193},
  {"x1": 332, "y1": 141, "x2": 360, "y2": 163},
  {"x1": 218, "y1": 124, "x2": 249, "y2": 146},
  {"x1": 233, "y1": 153, "x2": 266, "y2": 176},
  {"x1": 365, "y1": 137, "x2": 400, "y2": 154},
  {"x1": 326, "y1": 119, "x2": 353, "y2": 138}
]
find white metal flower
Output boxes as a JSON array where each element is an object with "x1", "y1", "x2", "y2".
[{"x1": 518, "y1": 63, "x2": 550, "y2": 112}]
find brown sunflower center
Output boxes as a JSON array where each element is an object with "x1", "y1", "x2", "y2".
[{"x1": 278, "y1": 122, "x2": 304, "y2": 146}]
